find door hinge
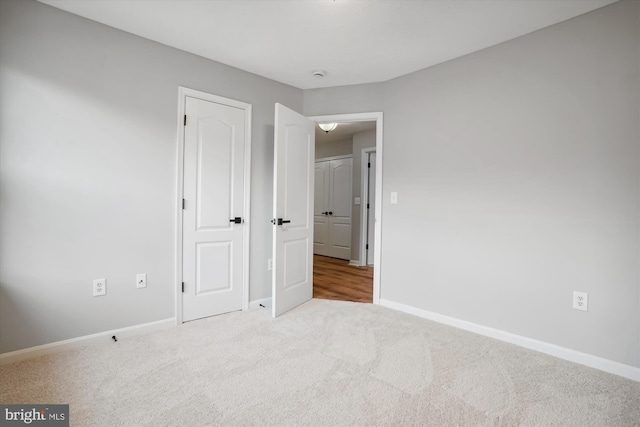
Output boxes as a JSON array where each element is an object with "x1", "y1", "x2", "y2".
[
  {"x1": 366, "y1": 244, "x2": 369, "y2": 250},
  {"x1": 184, "y1": 114, "x2": 187, "y2": 126},
  {"x1": 182, "y1": 282, "x2": 184, "y2": 293},
  {"x1": 368, "y1": 162, "x2": 371, "y2": 168},
  {"x1": 182, "y1": 199, "x2": 185, "y2": 210},
  {"x1": 367, "y1": 203, "x2": 370, "y2": 209}
]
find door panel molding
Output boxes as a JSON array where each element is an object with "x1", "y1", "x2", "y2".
[{"x1": 175, "y1": 87, "x2": 252, "y2": 324}]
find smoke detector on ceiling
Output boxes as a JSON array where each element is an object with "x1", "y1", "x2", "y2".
[{"x1": 312, "y1": 70, "x2": 326, "y2": 78}]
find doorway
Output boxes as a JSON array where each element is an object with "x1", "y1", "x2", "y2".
[{"x1": 308, "y1": 113, "x2": 383, "y2": 304}]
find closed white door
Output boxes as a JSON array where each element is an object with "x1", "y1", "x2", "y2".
[
  {"x1": 327, "y1": 158, "x2": 352, "y2": 259},
  {"x1": 313, "y1": 158, "x2": 352, "y2": 260},
  {"x1": 272, "y1": 104, "x2": 315, "y2": 317},
  {"x1": 182, "y1": 95, "x2": 247, "y2": 322},
  {"x1": 313, "y1": 161, "x2": 330, "y2": 256}
]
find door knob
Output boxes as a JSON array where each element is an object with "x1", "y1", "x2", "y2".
[
  {"x1": 328, "y1": 211, "x2": 333, "y2": 216},
  {"x1": 229, "y1": 217, "x2": 243, "y2": 224}
]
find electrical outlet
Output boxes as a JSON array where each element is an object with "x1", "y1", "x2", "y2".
[
  {"x1": 136, "y1": 273, "x2": 147, "y2": 288},
  {"x1": 267, "y1": 259, "x2": 273, "y2": 271},
  {"x1": 93, "y1": 278, "x2": 106, "y2": 297},
  {"x1": 573, "y1": 291, "x2": 588, "y2": 311}
]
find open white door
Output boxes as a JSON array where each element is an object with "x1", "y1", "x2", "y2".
[{"x1": 272, "y1": 103, "x2": 315, "y2": 317}]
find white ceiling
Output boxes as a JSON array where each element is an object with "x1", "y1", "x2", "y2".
[{"x1": 38, "y1": 0, "x2": 616, "y2": 90}]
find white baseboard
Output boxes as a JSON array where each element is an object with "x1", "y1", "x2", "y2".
[
  {"x1": 379, "y1": 299, "x2": 640, "y2": 382},
  {"x1": 249, "y1": 297, "x2": 272, "y2": 310},
  {"x1": 349, "y1": 260, "x2": 361, "y2": 266},
  {"x1": 0, "y1": 317, "x2": 176, "y2": 365}
]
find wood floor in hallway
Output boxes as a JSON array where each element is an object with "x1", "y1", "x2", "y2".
[{"x1": 313, "y1": 255, "x2": 373, "y2": 303}]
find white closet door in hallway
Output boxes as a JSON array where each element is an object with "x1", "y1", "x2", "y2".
[{"x1": 314, "y1": 157, "x2": 352, "y2": 260}]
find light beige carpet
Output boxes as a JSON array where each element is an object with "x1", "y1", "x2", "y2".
[{"x1": 1, "y1": 299, "x2": 639, "y2": 426}]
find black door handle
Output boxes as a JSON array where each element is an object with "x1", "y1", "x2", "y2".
[
  {"x1": 270, "y1": 218, "x2": 291, "y2": 225},
  {"x1": 328, "y1": 211, "x2": 333, "y2": 216},
  {"x1": 229, "y1": 217, "x2": 242, "y2": 224}
]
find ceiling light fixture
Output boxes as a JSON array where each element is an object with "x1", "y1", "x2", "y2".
[
  {"x1": 318, "y1": 123, "x2": 338, "y2": 133},
  {"x1": 312, "y1": 70, "x2": 326, "y2": 78}
]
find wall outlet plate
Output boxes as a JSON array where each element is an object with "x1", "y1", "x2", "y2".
[
  {"x1": 573, "y1": 291, "x2": 588, "y2": 311},
  {"x1": 93, "y1": 278, "x2": 106, "y2": 297}
]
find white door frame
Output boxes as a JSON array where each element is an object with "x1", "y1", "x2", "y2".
[
  {"x1": 174, "y1": 86, "x2": 252, "y2": 324},
  {"x1": 360, "y1": 147, "x2": 376, "y2": 267},
  {"x1": 308, "y1": 112, "x2": 383, "y2": 305}
]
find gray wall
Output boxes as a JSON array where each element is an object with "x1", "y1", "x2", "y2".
[
  {"x1": 315, "y1": 139, "x2": 353, "y2": 159},
  {"x1": 0, "y1": 0, "x2": 301, "y2": 353},
  {"x1": 304, "y1": 1, "x2": 639, "y2": 368},
  {"x1": 304, "y1": 83, "x2": 385, "y2": 117}
]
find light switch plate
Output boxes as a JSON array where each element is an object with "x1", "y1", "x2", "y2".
[{"x1": 136, "y1": 273, "x2": 147, "y2": 288}]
